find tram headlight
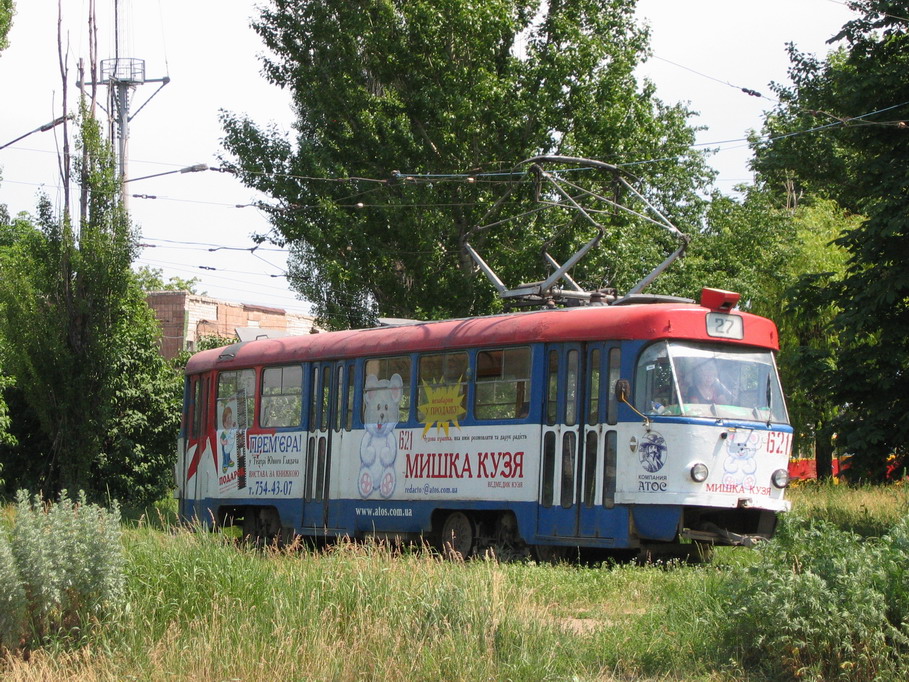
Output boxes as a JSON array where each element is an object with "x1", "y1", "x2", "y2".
[
  {"x1": 772, "y1": 468, "x2": 790, "y2": 489},
  {"x1": 690, "y1": 462, "x2": 709, "y2": 483}
]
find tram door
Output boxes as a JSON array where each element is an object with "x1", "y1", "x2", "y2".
[
  {"x1": 181, "y1": 375, "x2": 209, "y2": 522},
  {"x1": 579, "y1": 344, "x2": 621, "y2": 537},
  {"x1": 303, "y1": 361, "x2": 345, "y2": 532},
  {"x1": 537, "y1": 343, "x2": 584, "y2": 537}
]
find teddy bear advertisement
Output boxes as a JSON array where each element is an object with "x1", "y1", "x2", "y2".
[
  {"x1": 723, "y1": 429, "x2": 759, "y2": 488},
  {"x1": 359, "y1": 373, "x2": 404, "y2": 498}
]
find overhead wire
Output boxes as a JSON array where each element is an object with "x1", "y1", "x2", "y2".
[
  {"x1": 650, "y1": 55, "x2": 777, "y2": 103},
  {"x1": 139, "y1": 236, "x2": 288, "y2": 252},
  {"x1": 7, "y1": 96, "x2": 904, "y2": 203},
  {"x1": 22, "y1": 91, "x2": 896, "y2": 214},
  {"x1": 137, "y1": 256, "x2": 288, "y2": 281},
  {"x1": 136, "y1": 257, "x2": 310, "y2": 310},
  {"x1": 6, "y1": 66, "x2": 906, "y2": 320}
]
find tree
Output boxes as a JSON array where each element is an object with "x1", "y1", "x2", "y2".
[
  {"x1": 0, "y1": 242, "x2": 182, "y2": 504},
  {"x1": 0, "y1": 131, "x2": 183, "y2": 505},
  {"x1": 658, "y1": 185, "x2": 796, "y2": 303},
  {"x1": 94, "y1": 283, "x2": 182, "y2": 505},
  {"x1": 0, "y1": 122, "x2": 136, "y2": 496},
  {"x1": 753, "y1": 0, "x2": 909, "y2": 478},
  {"x1": 0, "y1": 3, "x2": 182, "y2": 501},
  {"x1": 134, "y1": 265, "x2": 204, "y2": 294},
  {"x1": 752, "y1": 199, "x2": 855, "y2": 478},
  {"x1": 222, "y1": 0, "x2": 713, "y2": 328},
  {"x1": 0, "y1": 0, "x2": 13, "y2": 52},
  {"x1": 0, "y1": 0, "x2": 15, "y2": 454},
  {"x1": 0, "y1": 213, "x2": 28, "y2": 451}
]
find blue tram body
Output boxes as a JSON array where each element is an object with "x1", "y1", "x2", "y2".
[{"x1": 177, "y1": 290, "x2": 791, "y2": 558}]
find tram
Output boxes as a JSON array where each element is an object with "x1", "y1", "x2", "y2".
[{"x1": 176, "y1": 286, "x2": 792, "y2": 559}]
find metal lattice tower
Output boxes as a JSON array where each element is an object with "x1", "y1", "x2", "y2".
[{"x1": 81, "y1": 1, "x2": 170, "y2": 206}]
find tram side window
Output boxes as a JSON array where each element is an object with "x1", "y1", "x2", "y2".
[
  {"x1": 583, "y1": 431, "x2": 597, "y2": 507},
  {"x1": 260, "y1": 365, "x2": 303, "y2": 428},
  {"x1": 607, "y1": 348, "x2": 621, "y2": 425},
  {"x1": 363, "y1": 356, "x2": 412, "y2": 424},
  {"x1": 474, "y1": 347, "x2": 531, "y2": 421},
  {"x1": 560, "y1": 432, "x2": 576, "y2": 508},
  {"x1": 565, "y1": 349, "x2": 579, "y2": 427},
  {"x1": 602, "y1": 430, "x2": 617, "y2": 509},
  {"x1": 308, "y1": 365, "x2": 323, "y2": 429},
  {"x1": 345, "y1": 364, "x2": 355, "y2": 431},
  {"x1": 587, "y1": 349, "x2": 601, "y2": 425},
  {"x1": 190, "y1": 378, "x2": 205, "y2": 440},
  {"x1": 320, "y1": 365, "x2": 331, "y2": 429},
  {"x1": 334, "y1": 365, "x2": 345, "y2": 432},
  {"x1": 541, "y1": 431, "x2": 556, "y2": 507},
  {"x1": 546, "y1": 350, "x2": 558, "y2": 426},
  {"x1": 217, "y1": 369, "x2": 256, "y2": 434},
  {"x1": 418, "y1": 352, "x2": 468, "y2": 426},
  {"x1": 634, "y1": 343, "x2": 677, "y2": 416}
]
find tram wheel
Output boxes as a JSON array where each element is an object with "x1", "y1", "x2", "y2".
[
  {"x1": 242, "y1": 507, "x2": 280, "y2": 547},
  {"x1": 692, "y1": 541, "x2": 715, "y2": 563},
  {"x1": 439, "y1": 511, "x2": 475, "y2": 560},
  {"x1": 533, "y1": 544, "x2": 569, "y2": 564}
]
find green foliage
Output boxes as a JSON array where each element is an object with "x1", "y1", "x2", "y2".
[
  {"x1": 0, "y1": 383, "x2": 53, "y2": 495},
  {"x1": 788, "y1": 479, "x2": 909, "y2": 538},
  {"x1": 5, "y1": 486, "x2": 909, "y2": 679},
  {"x1": 170, "y1": 332, "x2": 234, "y2": 370},
  {"x1": 758, "y1": 199, "x2": 856, "y2": 470},
  {"x1": 0, "y1": 110, "x2": 136, "y2": 495},
  {"x1": 0, "y1": 211, "x2": 27, "y2": 452},
  {"x1": 0, "y1": 0, "x2": 13, "y2": 52},
  {"x1": 0, "y1": 108, "x2": 181, "y2": 505},
  {"x1": 721, "y1": 513, "x2": 909, "y2": 680},
  {"x1": 0, "y1": 280, "x2": 182, "y2": 506},
  {"x1": 6, "y1": 490, "x2": 125, "y2": 651},
  {"x1": 223, "y1": 0, "x2": 713, "y2": 328},
  {"x1": 659, "y1": 185, "x2": 796, "y2": 303},
  {"x1": 94, "y1": 284, "x2": 182, "y2": 506},
  {"x1": 133, "y1": 265, "x2": 204, "y2": 294},
  {"x1": 753, "y1": 0, "x2": 909, "y2": 478},
  {"x1": 0, "y1": 368, "x2": 12, "y2": 450},
  {"x1": 0, "y1": 526, "x2": 26, "y2": 651}
]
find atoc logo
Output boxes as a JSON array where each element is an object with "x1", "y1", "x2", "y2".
[{"x1": 639, "y1": 432, "x2": 667, "y2": 473}]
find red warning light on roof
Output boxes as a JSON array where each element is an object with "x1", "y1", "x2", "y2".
[{"x1": 700, "y1": 287, "x2": 741, "y2": 311}]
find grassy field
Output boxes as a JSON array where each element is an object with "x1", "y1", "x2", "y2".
[{"x1": 2, "y1": 481, "x2": 908, "y2": 681}]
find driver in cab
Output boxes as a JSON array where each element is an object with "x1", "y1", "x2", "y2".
[{"x1": 684, "y1": 361, "x2": 732, "y2": 404}]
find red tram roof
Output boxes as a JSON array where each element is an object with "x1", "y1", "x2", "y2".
[{"x1": 185, "y1": 302, "x2": 779, "y2": 375}]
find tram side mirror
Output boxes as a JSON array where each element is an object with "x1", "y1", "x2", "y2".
[{"x1": 615, "y1": 379, "x2": 631, "y2": 402}]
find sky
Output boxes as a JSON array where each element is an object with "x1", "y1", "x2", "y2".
[{"x1": 0, "y1": 0, "x2": 855, "y2": 315}]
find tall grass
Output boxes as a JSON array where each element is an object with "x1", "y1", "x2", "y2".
[
  {"x1": 718, "y1": 512, "x2": 909, "y2": 680},
  {"x1": 0, "y1": 491, "x2": 124, "y2": 654},
  {"x1": 1, "y1": 520, "x2": 734, "y2": 681},
  {"x1": 786, "y1": 479, "x2": 909, "y2": 537},
  {"x1": 2, "y1": 483, "x2": 908, "y2": 680}
]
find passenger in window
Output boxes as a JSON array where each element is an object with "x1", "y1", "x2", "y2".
[
  {"x1": 219, "y1": 405, "x2": 236, "y2": 473},
  {"x1": 684, "y1": 361, "x2": 732, "y2": 404}
]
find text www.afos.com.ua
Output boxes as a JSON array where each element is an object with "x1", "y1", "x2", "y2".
[{"x1": 355, "y1": 507, "x2": 414, "y2": 518}]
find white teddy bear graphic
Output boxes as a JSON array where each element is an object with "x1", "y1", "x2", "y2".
[
  {"x1": 359, "y1": 373, "x2": 404, "y2": 498},
  {"x1": 723, "y1": 430, "x2": 759, "y2": 487}
]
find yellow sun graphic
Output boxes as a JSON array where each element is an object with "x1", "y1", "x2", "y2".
[{"x1": 418, "y1": 379, "x2": 466, "y2": 437}]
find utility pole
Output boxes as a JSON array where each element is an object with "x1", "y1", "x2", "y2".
[{"x1": 78, "y1": 0, "x2": 169, "y2": 207}]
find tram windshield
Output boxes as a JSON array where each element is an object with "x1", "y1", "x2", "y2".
[{"x1": 635, "y1": 341, "x2": 789, "y2": 424}]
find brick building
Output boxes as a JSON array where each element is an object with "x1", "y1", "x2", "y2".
[{"x1": 146, "y1": 291, "x2": 317, "y2": 359}]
